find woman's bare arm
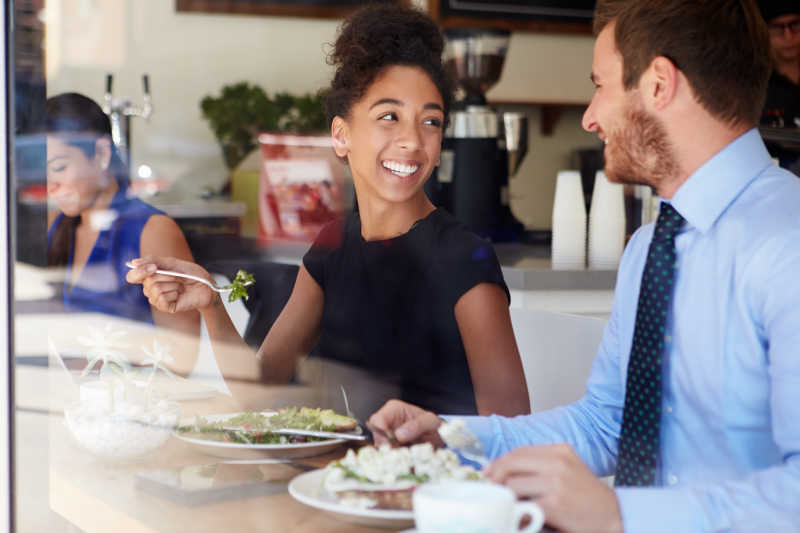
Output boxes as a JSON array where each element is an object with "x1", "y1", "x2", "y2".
[
  {"x1": 455, "y1": 283, "x2": 530, "y2": 416},
  {"x1": 128, "y1": 255, "x2": 323, "y2": 384},
  {"x1": 139, "y1": 215, "x2": 201, "y2": 373},
  {"x1": 256, "y1": 266, "x2": 324, "y2": 383}
]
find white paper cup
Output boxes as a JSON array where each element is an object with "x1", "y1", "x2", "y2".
[
  {"x1": 552, "y1": 170, "x2": 587, "y2": 270},
  {"x1": 413, "y1": 481, "x2": 545, "y2": 533},
  {"x1": 587, "y1": 171, "x2": 625, "y2": 270}
]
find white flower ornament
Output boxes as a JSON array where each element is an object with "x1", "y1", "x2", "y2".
[
  {"x1": 77, "y1": 323, "x2": 131, "y2": 377},
  {"x1": 141, "y1": 339, "x2": 177, "y2": 386}
]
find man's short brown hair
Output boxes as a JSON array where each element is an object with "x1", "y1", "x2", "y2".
[{"x1": 594, "y1": 0, "x2": 771, "y2": 127}]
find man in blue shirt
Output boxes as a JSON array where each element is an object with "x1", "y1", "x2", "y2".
[{"x1": 368, "y1": 0, "x2": 800, "y2": 531}]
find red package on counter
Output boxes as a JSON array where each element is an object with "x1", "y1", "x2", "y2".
[{"x1": 258, "y1": 133, "x2": 349, "y2": 241}]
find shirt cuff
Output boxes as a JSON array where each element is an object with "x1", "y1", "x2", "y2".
[{"x1": 615, "y1": 487, "x2": 703, "y2": 533}]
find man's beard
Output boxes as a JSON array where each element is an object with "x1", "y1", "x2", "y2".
[{"x1": 604, "y1": 103, "x2": 678, "y2": 192}]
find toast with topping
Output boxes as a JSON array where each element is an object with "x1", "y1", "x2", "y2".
[
  {"x1": 323, "y1": 443, "x2": 481, "y2": 510},
  {"x1": 176, "y1": 407, "x2": 357, "y2": 444}
]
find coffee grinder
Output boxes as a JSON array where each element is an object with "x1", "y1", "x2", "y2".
[{"x1": 426, "y1": 28, "x2": 528, "y2": 240}]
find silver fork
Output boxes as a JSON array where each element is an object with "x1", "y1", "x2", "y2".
[
  {"x1": 339, "y1": 385, "x2": 399, "y2": 446},
  {"x1": 125, "y1": 261, "x2": 252, "y2": 294}
]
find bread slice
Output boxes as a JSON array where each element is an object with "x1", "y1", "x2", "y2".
[
  {"x1": 335, "y1": 487, "x2": 415, "y2": 510},
  {"x1": 297, "y1": 407, "x2": 358, "y2": 432}
]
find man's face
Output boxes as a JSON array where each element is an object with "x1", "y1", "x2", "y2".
[
  {"x1": 581, "y1": 24, "x2": 678, "y2": 192},
  {"x1": 768, "y1": 13, "x2": 800, "y2": 64}
]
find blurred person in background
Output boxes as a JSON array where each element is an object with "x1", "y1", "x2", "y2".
[
  {"x1": 758, "y1": 0, "x2": 800, "y2": 172},
  {"x1": 44, "y1": 92, "x2": 200, "y2": 372},
  {"x1": 759, "y1": 0, "x2": 800, "y2": 129}
]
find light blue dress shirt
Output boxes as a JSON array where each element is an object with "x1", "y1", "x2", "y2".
[{"x1": 462, "y1": 130, "x2": 800, "y2": 532}]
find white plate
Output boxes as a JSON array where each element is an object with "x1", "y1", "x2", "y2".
[
  {"x1": 288, "y1": 468, "x2": 414, "y2": 530},
  {"x1": 174, "y1": 412, "x2": 350, "y2": 460}
]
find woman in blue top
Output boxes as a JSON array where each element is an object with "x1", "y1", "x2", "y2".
[{"x1": 45, "y1": 93, "x2": 200, "y2": 362}]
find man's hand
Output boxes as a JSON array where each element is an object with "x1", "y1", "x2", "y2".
[
  {"x1": 486, "y1": 444, "x2": 623, "y2": 533},
  {"x1": 367, "y1": 399, "x2": 444, "y2": 447}
]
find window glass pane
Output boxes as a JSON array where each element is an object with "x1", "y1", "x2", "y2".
[
  {"x1": 12, "y1": 1, "x2": 800, "y2": 531},
  {"x1": 10, "y1": 1, "x2": 582, "y2": 530}
]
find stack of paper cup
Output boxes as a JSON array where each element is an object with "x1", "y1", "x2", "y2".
[
  {"x1": 588, "y1": 170, "x2": 626, "y2": 270},
  {"x1": 551, "y1": 170, "x2": 587, "y2": 270}
]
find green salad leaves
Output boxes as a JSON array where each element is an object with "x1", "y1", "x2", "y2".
[
  {"x1": 223, "y1": 269, "x2": 255, "y2": 302},
  {"x1": 177, "y1": 408, "x2": 356, "y2": 445}
]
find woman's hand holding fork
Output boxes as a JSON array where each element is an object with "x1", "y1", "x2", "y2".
[{"x1": 126, "y1": 256, "x2": 217, "y2": 314}]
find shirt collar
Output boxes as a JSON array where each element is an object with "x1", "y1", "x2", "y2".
[{"x1": 669, "y1": 129, "x2": 773, "y2": 233}]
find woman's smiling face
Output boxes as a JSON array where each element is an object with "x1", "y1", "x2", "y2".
[
  {"x1": 46, "y1": 135, "x2": 110, "y2": 217},
  {"x1": 332, "y1": 65, "x2": 444, "y2": 207}
]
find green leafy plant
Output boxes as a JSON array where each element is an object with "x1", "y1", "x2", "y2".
[
  {"x1": 200, "y1": 82, "x2": 327, "y2": 170},
  {"x1": 223, "y1": 269, "x2": 255, "y2": 303}
]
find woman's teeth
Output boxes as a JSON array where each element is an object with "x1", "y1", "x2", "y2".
[{"x1": 382, "y1": 161, "x2": 419, "y2": 177}]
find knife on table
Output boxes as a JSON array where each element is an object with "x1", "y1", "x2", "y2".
[{"x1": 221, "y1": 426, "x2": 367, "y2": 441}]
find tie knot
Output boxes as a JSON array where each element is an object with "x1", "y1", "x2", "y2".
[{"x1": 653, "y1": 203, "x2": 684, "y2": 241}]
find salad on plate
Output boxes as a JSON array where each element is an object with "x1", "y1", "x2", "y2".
[{"x1": 177, "y1": 407, "x2": 357, "y2": 445}]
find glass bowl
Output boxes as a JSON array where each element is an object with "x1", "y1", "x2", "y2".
[{"x1": 64, "y1": 397, "x2": 181, "y2": 461}]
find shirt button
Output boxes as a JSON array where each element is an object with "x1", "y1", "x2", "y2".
[
  {"x1": 667, "y1": 474, "x2": 678, "y2": 485},
  {"x1": 664, "y1": 405, "x2": 673, "y2": 414}
]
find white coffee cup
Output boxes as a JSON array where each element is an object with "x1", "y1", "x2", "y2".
[
  {"x1": 587, "y1": 170, "x2": 625, "y2": 270},
  {"x1": 551, "y1": 170, "x2": 587, "y2": 271},
  {"x1": 413, "y1": 481, "x2": 545, "y2": 533}
]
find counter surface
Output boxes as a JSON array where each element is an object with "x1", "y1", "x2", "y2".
[
  {"x1": 190, "y1": 236, "x2": 617, "y2": 292},
  {"x1": 495, "y1": 243, "x2": 617, "y2": 291}
]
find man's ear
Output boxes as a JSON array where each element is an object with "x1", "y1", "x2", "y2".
[
  {"x1": 644, "y1": 56, "x2": 679, "y2": 111},
  {"x1": 94, "y1": 137, "x2": 113, "y2": 170},
  {"x1": 331, "y1": 116, "x2": 350, "y2": 158}
]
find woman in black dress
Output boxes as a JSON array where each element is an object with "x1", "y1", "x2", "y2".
[{"x1": 128, "y1": 4, "x2": 530, "y2": 416}]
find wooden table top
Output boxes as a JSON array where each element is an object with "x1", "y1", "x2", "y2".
[
  {"x1": 49, "y1": 428, "x2": 392, "y2": 533},
  {"x1": 29, "y1": 366, "x2": 409, "y2": 533}
]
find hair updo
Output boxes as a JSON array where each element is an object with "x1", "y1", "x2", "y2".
[{"x1": 323, "y1": 4, "x2": 454, "y2": 128}]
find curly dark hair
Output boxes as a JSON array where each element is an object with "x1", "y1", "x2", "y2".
[{"x1": 322, "y1": 4, "x2": 454, "y2": 129}]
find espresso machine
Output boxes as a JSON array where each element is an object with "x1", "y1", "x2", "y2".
[{"x1": 426, "y1": 28, "x2": 528, "y2": 241}]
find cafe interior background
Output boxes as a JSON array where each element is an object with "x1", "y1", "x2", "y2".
[{"x1": 4, "y1": 0, "x2": 798, "y2": 531}]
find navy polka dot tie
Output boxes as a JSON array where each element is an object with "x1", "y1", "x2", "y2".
[{"x1": 615, "y1": 202, "x2": 684, "y2": 487}]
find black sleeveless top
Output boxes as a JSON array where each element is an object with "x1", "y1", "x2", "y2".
[{"x1": 303, "y1": 208, "x2": 509, "y2": 414}]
